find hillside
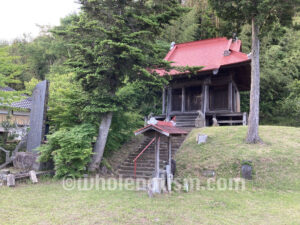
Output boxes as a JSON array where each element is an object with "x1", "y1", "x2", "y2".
[
  {"x1": 176, "y1": 126, "x2": 300, "y2": 191},
  {"x1": 1, "y1": 126, "x2": 300, "y2": 224}
]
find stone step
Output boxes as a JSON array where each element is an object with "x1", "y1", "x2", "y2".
[
  {"x1": 117, "y1": 174, "x2": 152, "y2": 179},
  {"x1": 119, "y1": 171, "x2": 153, "y2": 177},
  {"x1": 117, "y1": 133, "x2": 189, "y2": 178},
  {"x1": 127, "y1": 151, "x2": 177, "y2": 157},
  {"x1": 119, "y1": 166, "x2": 155, "y2": 172},
  {"x1": 119, "y1": 162, "x2": 167, "y2": 169},
  {"x1": 122, "y1": 161, "x2": 168, "y2": 166},
  {"x1": 118, "y1": 168, "x2": 164, "y2": 175},
  {"x1": 128, "y1": 151, "x2": 182, "y2": 158}
]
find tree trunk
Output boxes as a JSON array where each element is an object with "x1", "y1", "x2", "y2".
[
  {"x1": 88, "y1": 112, "x2": 113, "y2": 172},
  {"x1": 246, "y1": 17, "x2": 261, "y2": 143}
]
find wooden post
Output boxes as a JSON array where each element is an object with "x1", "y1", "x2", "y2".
[
  {"x1": 202, "y1": 83, "x2": 209, "y2": 126},
  {"x1": 162, "y1": 87, "x2": 166, "y2": 114},
  {"x1": 236, "y1": 89, "x2": 241, "y2": 112},
  {"x1": 155, "y1": 133, "x2": 160, "y2": 178},
  {"x1": 228, "y1": 81, "x2": 233, "y2": 112},
  {"x1": 232, "y1": 80, "x2": 240, "y2": 112},
  {"x1": 201, "y1": 84, "x2": 205, "y2": 113},
  {"x1": 204, "y1": 78, "x2": 210, "y2": 113},
  {"x1": 168, "y1": 137, "x2": 172, "y2": 167},
  {"x1": 181, "y1": 87, "x2": 185, "y2": 112},
  {"x1": 166, "y1": 87, "x2": 172, "y2": 121},
  {"x1": 243, "y1": 112, "x2": 247, "y2": 126},
  {"x1": 202, "y1": 84, "x2": 209, "y2": 114}
]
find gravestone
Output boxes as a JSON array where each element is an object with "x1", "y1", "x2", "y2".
[
  {"x1": 202, "y1": 169, "x2": 215, "y2": 177},
  {"x1": 241, "y1": 161, "x2": 253, "y2": 180},
  {"x1": 197, "y1": 134, "x2": 208, "y2": 144},
  {"x1": 26, "y1": 80, "x2": 49, "y2": 170},
  {"x1": 7, "y1": 174, "x2": 15, "y2": 187}
]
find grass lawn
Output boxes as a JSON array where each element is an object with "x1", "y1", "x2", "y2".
[{"x1": 1, "y1": 126, "x2": 300, "y2": 225}]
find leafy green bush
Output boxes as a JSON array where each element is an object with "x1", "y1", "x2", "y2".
[
  {"x1": 282, "y1": 80, "x2": 300, "y2": 126},
  {"x1": 104, "y1": 111, "x2": 144, "y2": 157},
  {"x1": 39, "y1": 124, "x2": 96, "y2": 178}
]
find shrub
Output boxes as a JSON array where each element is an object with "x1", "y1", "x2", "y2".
[
  {"x1": 282, "y1": 80, "x2": 300, "y2": 126},
  {"x1": 104, "y1": 111, "x2": 144, "y2": 157},
  {"x1": 39, "y1": 124, "x2": 96, "y2": 178}
]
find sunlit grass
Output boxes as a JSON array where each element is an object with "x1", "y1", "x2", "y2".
[
  {"x1": 176, "y1": 126, "x2": 300, "y2": 191},
  {"x1": 1, "y1": 126, "x2": 300, "y2": 225}
]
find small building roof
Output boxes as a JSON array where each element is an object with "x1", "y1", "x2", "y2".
[
  {"x1": 0, "y1": 86, "x2": 16, "y2": 92},
  {"x1": 135, "y1": 121, "x2": 188, "y2": 137},
  {"x1": 156, "y1": 37, "x2": 250, "y2": 76},
  {"x1": 11, "y1": 97, "x2": 32, "y2": 110},
  {"x1": 0, "y1": 86, "x2": 32, "y2": 110}
]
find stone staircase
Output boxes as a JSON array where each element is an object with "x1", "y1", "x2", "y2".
[
  {"x1": 174, "y1": 114, "x2": 198, "y2": 127},
  {"x1": 117, "y1": 134, "x2": 187, "y2": 179}
]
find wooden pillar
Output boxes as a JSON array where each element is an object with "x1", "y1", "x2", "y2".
[
  {"x1": 200, "y1": 82, "x2": 209, "y2": 126},
  {"x1": 201, "y1": 84, "x2": 205, "y2": 113},
  {"x1": 228, "y1": 81, "x2": 233, "y2": 112},
  {"x1": 205, "y1": 85, "x2": 209, "y2": 112},
  {"x1": 181, "y1": 87, "x2": 185, "y2": 112},
  {"x1": 166, "y1": 87, "x2": 172, "y2": 121},
  {"x1": 236, "y1": 90, "x2": 241, "y2": 112},
  {"x1": 155, "y1": 133, "x2": 160, "y2": 178},
  {"x1": 168, "y1": 136, "x2": 172, "y2": 167},
  {"x1": 233, "y1": 88, "x2": 236, "y2": 112},
  {"x1": 243, "y1": 112, "x2": 247, "y2": 126},
  {"x1": 232, "y1": 80, "x2": 241, "y2": 113},
  {"x1": 162, "y1": 87, "x2": 166, "y2": 114}
]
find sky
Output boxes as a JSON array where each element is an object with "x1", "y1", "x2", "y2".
[{"x1": 0, "y1": 0, "x2": 80, "y2": 42}]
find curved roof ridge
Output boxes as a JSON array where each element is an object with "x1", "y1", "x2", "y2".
[{"x1": 174, "y1": 37, "x2": 228, "y2": 47}]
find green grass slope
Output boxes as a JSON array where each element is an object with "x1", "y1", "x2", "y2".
[
  {"x1": 176, "y1": 126, "x2": 300, "y2": 191},
  {"x1": 0, "y1": 126, "x2": 299, "y2": 225}
]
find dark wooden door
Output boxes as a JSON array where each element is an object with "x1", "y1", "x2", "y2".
[
  {"x1": 209, "y1": 85, "x2": 228, "y2": 110},
  {"x1": 185, "y1": 86, "x2": 202, "y2": 111},
  {"x1": 171, "y1": 88, "x2": 182, "y2": 111}
]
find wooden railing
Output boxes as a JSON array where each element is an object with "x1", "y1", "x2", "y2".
[{"x1": 133, "y1": 138, "x2": 156, "y2": 178}]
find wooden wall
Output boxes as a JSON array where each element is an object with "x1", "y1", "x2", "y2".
[{"x1": 0, "y1": 111, "x2": 30, "y2": 126}]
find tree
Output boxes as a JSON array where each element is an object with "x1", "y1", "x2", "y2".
[
  {"x1": 0, "y1": 45, "x2": 25, "y2": 104},
  {"x1": 161, "y1": 0, "x2": 240, "y2": 45},
  {"x1": 209, "y1": 0, "x2": 296, "y2": 143},
  {"x1": 54, "y1": 0, "x2": 184, "y2": 172},
  {"x1": 282, "y1": 80, "x2": 300, "y2": 126}
]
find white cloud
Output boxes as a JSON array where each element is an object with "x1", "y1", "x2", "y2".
[{"x1": 0, "y1": 0, "x2": 80, "y2": 41}]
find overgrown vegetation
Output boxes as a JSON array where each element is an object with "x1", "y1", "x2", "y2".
[{"x1": 39, "y1": 124, "x2": 96, "y2": 178}]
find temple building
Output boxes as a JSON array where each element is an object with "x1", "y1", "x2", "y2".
[{"x1": 156, "y1": 37, "x2": 251, "y2": 127}]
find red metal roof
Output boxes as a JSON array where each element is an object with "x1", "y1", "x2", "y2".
[
  {"x1": 156, "y1": 37, "x2": 250, "y2": 76},
  {"x1": 135, "y1": 121, "x2": 188, "y2": 136}
]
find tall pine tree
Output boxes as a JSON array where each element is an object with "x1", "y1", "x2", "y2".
[{"x1": 55, "y1": 0, "x2": 184, "y2": 172}]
